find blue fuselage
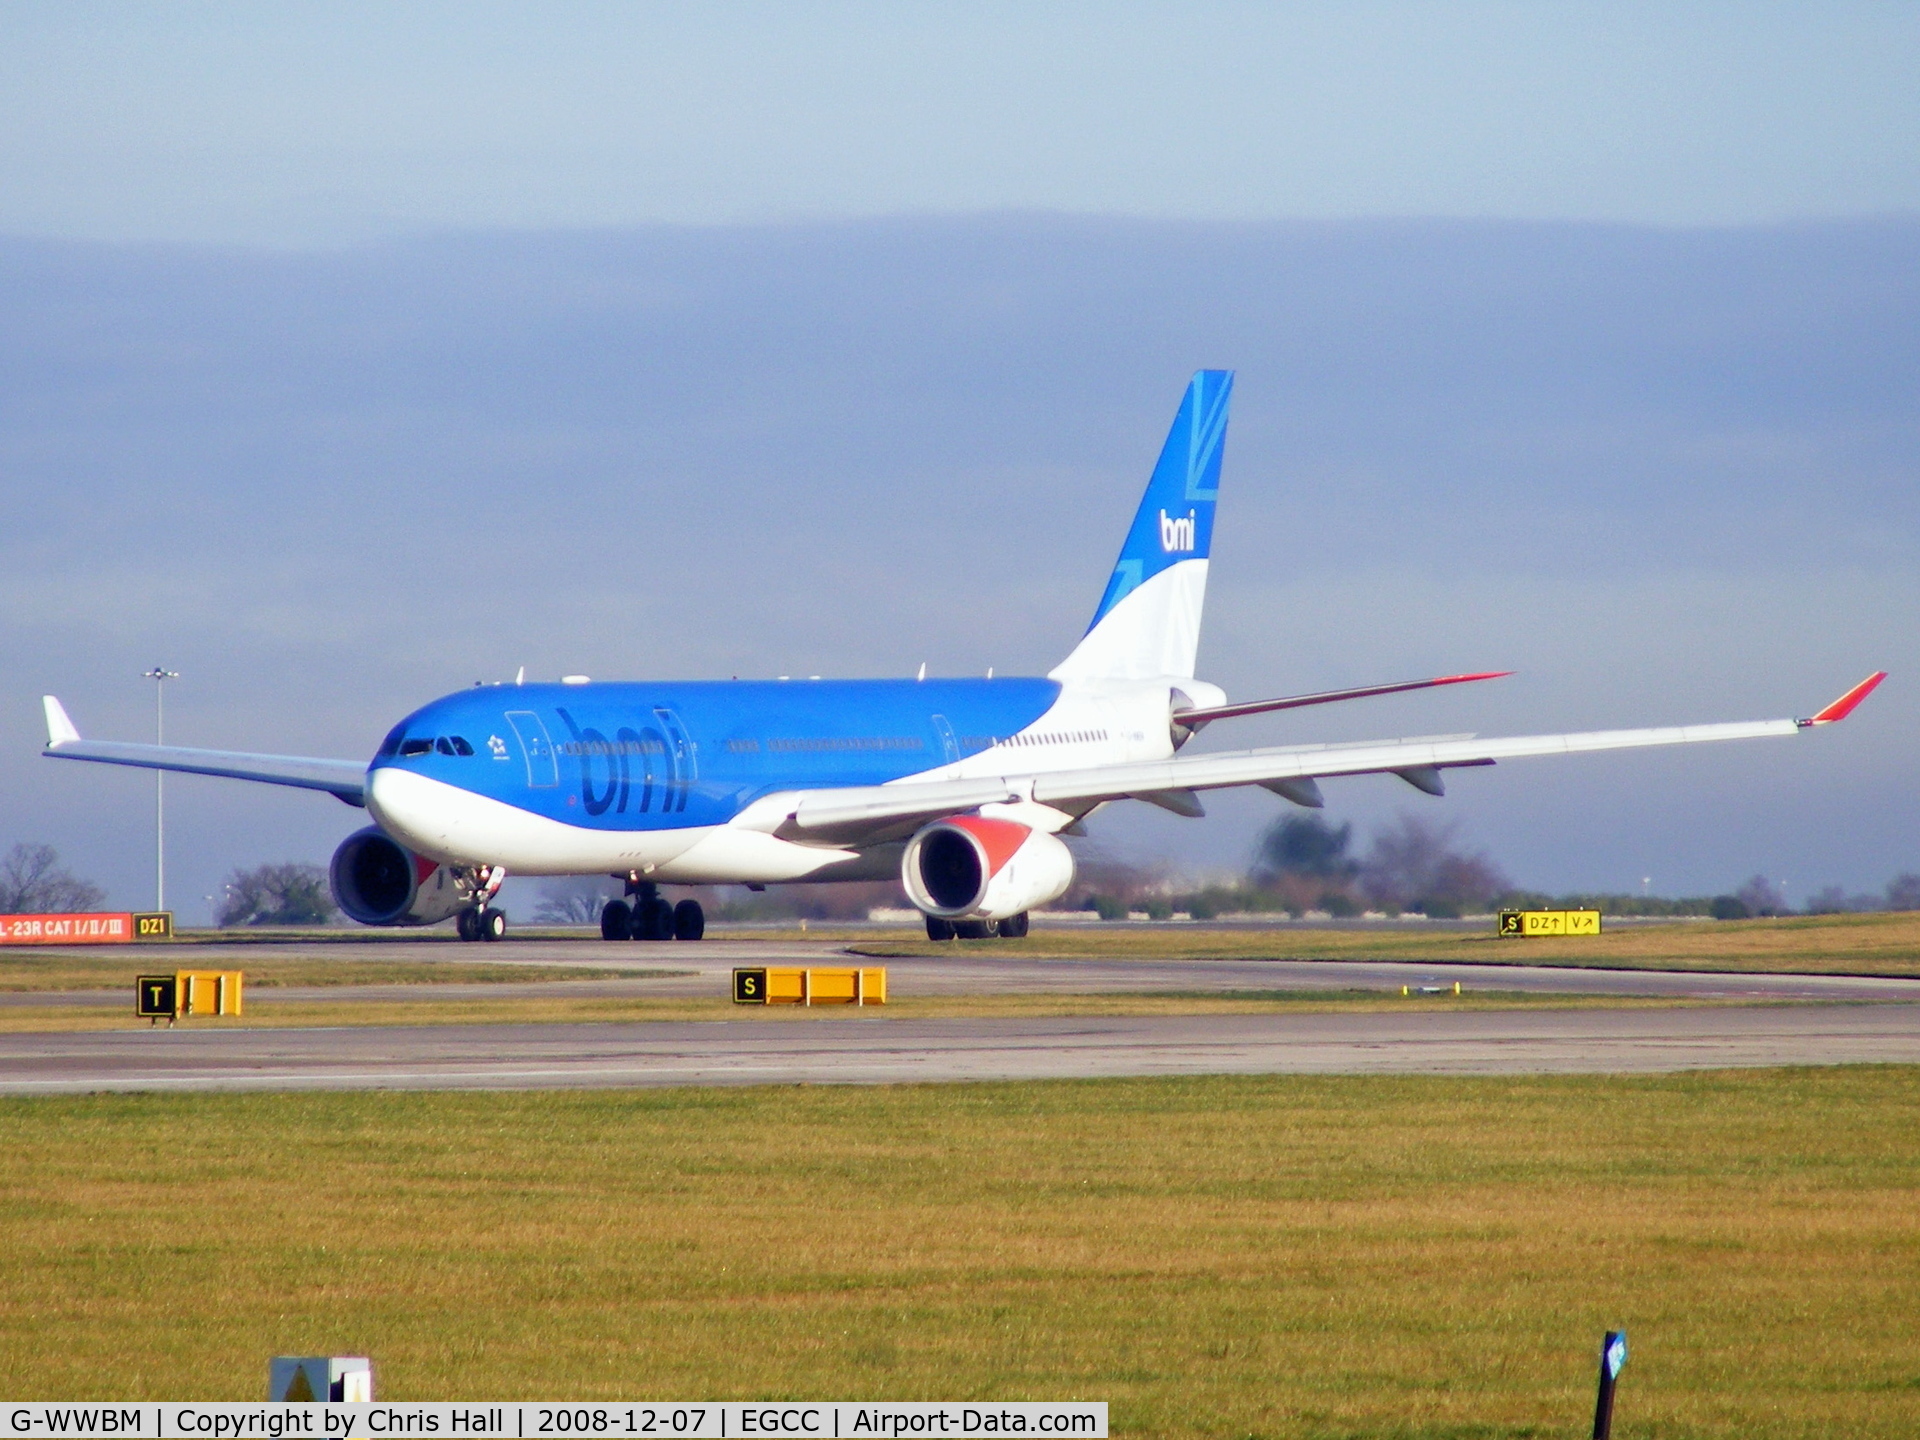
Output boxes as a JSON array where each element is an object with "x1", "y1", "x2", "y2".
[{"x1": 371, "y1": 678, "x2": 1063, "y2": 829}]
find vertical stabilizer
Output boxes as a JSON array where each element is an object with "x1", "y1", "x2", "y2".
[{"x1": 1050, "y1": 370, "x2": 1232, "y2": 682}]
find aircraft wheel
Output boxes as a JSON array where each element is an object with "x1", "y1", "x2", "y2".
[
  {"x1": 998, "y1": 911, "x2": 1029, "y2": 939},
  {"x1": 600, "y1": 900, "x2": 632, "y2": 941},
  {"x1": 953, "y1": 919, "x2": 992, "y2": 940},
  {"x1": 479, "y1": 907, "x2": 506, "y2": 942},
  {"x1": 632, "y1": 897, "x2": 674, "y2": 940},
  {"x1": 924, "y1": 914, "x2": 955, "y2": 941},
  {"x1": 673, "y1": 899, "x2": 705, "y2": 941},
  {"x1": 456, "y1": 907, "x2": 480, "y2": 942},
  {"x1": 647, "y1": 898, "x2": 676, "y2": 940}
]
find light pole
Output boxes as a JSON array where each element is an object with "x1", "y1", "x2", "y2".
[{"x1": 143, "y1": 667, "x2": 177, "y2": 911}]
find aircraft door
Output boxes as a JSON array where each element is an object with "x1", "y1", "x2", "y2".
[
  {"x1": 931, "y1": 714, "x2": 960, "y2": 764},
  {"x1": 615, "y1": 726, "x2": 661, "y2": 814},
  {"x1": 654, "y1": 708, "x2": 696, "y2": 813},
  {"x1": 504, "y1": 710, "x2": 559, "y2": 788}
]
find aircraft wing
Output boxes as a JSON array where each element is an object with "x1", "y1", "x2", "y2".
[
  {"x1": 41, "y1": 697, "x2": 367, "y2": 805},
  {"x1": 1032, "y1": 718, "x2": 1797, "y2": 810},
  {"x1": 775, "y1": 673, "x2": 1885, "y2": 842},
  {"x1": 769, "y1": 778, "x2": 1025, "y2": 845}
]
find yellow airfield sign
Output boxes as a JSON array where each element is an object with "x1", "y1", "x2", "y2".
[
  {"x1": 734, "y1": 966, "x2": 886, "y2": 1005},
  {"x1": 1498, "y1": 909, "x2": 1602, "y2": 937}
]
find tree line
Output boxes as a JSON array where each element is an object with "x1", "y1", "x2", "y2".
[
  {"x1": 1070, "y1": 813, "x2": 1510, "y2": 920},
  {"x1": 1067, "y1": 815, "x2": 1920, "y2": 923},
  {"x1": 0, "y1": 845, "x2": 336, "y2": 925},
  {"x1": 3, "y1": 833, "x2": 1918, "y2": 925}
]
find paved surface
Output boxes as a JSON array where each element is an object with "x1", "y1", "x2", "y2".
[
  {"x1": 8, "y1": 936, "x2": 1919, "y2": 1092},
  {"x1": 3, "y1": 1003, "x2": 1917, "y2": 1094},
  {"x1": 18, "y1": 936, "x2": 1920, "y2": 1006}
]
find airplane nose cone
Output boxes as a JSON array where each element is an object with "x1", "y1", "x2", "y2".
[{"x1": 365, "y1": 765, "x2": 442, "y2": 854}]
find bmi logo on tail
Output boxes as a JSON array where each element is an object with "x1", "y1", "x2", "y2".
[{"x1": 1158, "y1": 508, "x2": 1197, "y2": 552}]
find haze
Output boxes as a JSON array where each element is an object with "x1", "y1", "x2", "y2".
[{"x1": 0, "y1": 6, "x2": 1913, "y2": 920}]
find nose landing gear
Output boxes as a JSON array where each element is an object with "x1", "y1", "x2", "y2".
[
  {"x1": 454, "y1": 865, "x2": 508, "y2": 942},
  {"x1": 456, "y1": 906, "x2": 507, "y2": 942}
]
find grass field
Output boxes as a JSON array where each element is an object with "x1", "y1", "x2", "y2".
[
  {"x1": 0, "y1": 1069, "x2": 1914, "y2": 1436},
  {"x1": 852, "y1": 910, "x2": 1920, "y2": 977}
]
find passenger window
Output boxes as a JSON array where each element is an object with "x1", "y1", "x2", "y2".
[
  {"x1": 400, "y1": 737, "x2": 433, "y2": 757},
  {"x1": 449, "y1": 736, "x2": 474, "y2": 756}
]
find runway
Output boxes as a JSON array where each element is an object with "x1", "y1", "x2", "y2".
[
  {"x1": 7, "y1": 937, "x2": 1919, "y2": 1092},
  {"x1": 23, "y1": 936, "x2": 1920, "y2": 1005},
  {"x1": 2, "y1": 1003, "x2": 1917, "y2": 1094}
]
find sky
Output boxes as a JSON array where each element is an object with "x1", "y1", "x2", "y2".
[
  {"x1": 0, "y1": 5, "x2": 1915, "y2": 921},
  {"x1": 2, "y1": 3, "x2": 1919, "y2": 242}
]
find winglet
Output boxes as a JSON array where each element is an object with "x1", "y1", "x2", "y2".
[
  {"x1": 42, "y1": 696, "x2": 81, "y2": 748},
  {"x1": 1803, "y1": 671, "x2": 1887, "y2": 726}
]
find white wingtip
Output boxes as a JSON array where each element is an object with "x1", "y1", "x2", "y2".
[{"x1": 42, "y1": 696, "x2": 80, "y2": 748}]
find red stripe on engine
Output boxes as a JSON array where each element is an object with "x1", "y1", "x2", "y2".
[{"x1": 942, "y1": 816, "x2": 1032, "y2": 878}]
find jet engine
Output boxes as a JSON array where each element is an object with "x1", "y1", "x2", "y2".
[
  {"x1": 902, "y1": 816, "x2": 1074, "y2": 921},
  {"x1": 329, "y1": 826, "x2": 473, "y2": 926}
]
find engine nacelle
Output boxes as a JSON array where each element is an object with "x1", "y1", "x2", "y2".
[
  {"x1": 330, "y1": 826, "x2": 472, "y2": 926},
  {"x1": 902, "y1": 816, "x2": 1075, "y2": 921}
]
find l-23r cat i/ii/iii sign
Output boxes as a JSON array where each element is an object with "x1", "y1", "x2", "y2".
[{"x1": 0, "y1": 912, "x2": 171, "y2": 945}]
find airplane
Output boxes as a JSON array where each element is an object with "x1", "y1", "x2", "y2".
[{"x1": 40, "y1": 371, "x2": 1885, "y2": 943}]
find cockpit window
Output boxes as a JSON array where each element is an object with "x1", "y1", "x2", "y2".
[
  {"x1": 377, "y1": 723, "x2": 407, "y2": 759},
  {"x1": 437, "y1": 736, "x2": 475, "y2": 756},
  {"x1": 399, "y1": 737, "x2": 434, "y2": 757}
]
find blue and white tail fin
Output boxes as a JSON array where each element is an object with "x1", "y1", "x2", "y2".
[{"x1": 1050, "y1": 370, "x2": 1233, "y2": 683}]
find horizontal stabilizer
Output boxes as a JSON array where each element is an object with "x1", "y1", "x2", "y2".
[{"x1": 1176, "y1": 671, "x2": 1512, "y2": 726}]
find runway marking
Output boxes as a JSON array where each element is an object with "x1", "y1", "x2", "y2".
[{"x1": 3, "y1": 1005, "x2": 1916, "y2": 1092}]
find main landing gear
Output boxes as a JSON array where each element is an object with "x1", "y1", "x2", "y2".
[
  {"x1": 601, "y1": 882, "x2": 705, "y2": 941},
  {"x1": 924, "y1": 911, "x2": 1029, "y2": 941},
  {"x1": 456, "y1": 906, "x2": 507, "y2": 942}
]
